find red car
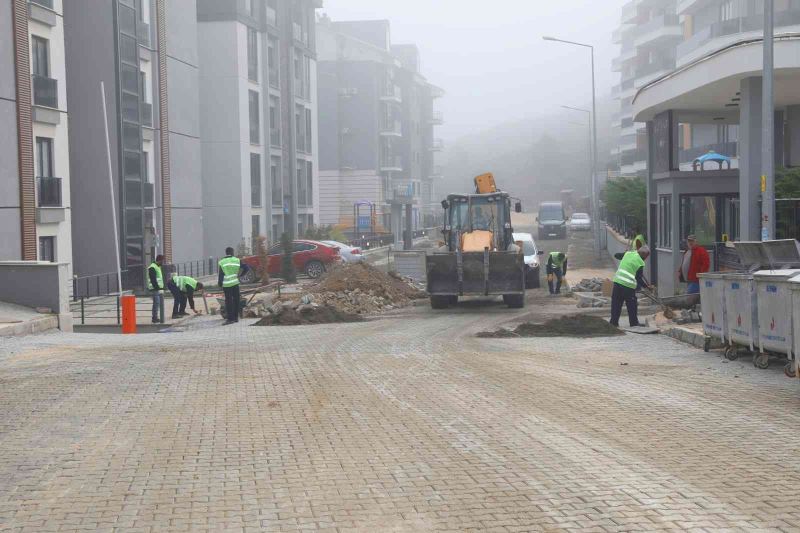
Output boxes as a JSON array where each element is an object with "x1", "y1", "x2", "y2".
[{"x1": 241, "y1": 240, "x2": 341, "y2": 281}]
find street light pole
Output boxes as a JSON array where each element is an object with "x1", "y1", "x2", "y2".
[
  {"x1": 544, "y1": 36, "x2": 600, "y2": 256},
  {"x1": 761, "y1": 0, "x2": 775, "y2": 241}
]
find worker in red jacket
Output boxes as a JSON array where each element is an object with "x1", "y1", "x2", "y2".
[{"x1": 678, "y1": 234, "x2": 710, "y2": 294}]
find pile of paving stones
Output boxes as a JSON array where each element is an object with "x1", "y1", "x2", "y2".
[
  {"x1": 571, "y1": 277, "x2": 606, "y2": 292},
  {"x1": 674, "y1": 308, "x2": 702, "y2": 324},
  {"x1": 571, "y1": 277, "x2": 612, "y2": 308}
]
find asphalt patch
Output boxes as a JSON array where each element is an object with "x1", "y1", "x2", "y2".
[{"x1": 478, "y1": 315, "x2": 624, "y2": 338}]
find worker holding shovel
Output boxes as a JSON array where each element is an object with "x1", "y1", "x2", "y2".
[
  {"x1": 546, "y1": 252, "x2": 568, "y2": 295},
  {"x1": 610, "y1": 245, "x2": 652, "y2": 327}
]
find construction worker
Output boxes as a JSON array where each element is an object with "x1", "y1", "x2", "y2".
[
  {"x1": 546, "y1": 252, "x2": 567, "y2": 295},
  {"x1": 167, "y1": 274, "x2": 204, "y2": 319},
  {"x1": 147, "y1": 254, "x2": 165, "y2": 324},
  {"x1": 218, "y1": 247, "x2": 250, "y2": 325},
  {"x1": 610, "y1": 245, "x2": 651, "y2": 327},
  {"x1": 630, "y1": 227, "x2": 646, "y2": 251}
]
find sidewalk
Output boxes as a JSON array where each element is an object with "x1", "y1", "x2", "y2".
[{"x1": 0, "y1": 301, "x2": 59, "y2": 337}]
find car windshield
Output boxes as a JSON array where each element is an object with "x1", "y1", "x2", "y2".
[
  {"x1": 540, "y1": 205, "x2": 564, "y2": 220},
  {"x1": 572, "y1": 214, "x2": 588, "y2": 220}
]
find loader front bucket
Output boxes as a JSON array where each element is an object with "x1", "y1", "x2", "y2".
[{"x1": 426, "y1": 250, "x2": 524, "y2": 296}]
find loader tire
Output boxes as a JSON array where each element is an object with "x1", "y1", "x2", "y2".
[
  {"x1": 430, "y1": 295, "x2": 450, "y2": 309},
  {"x1": 503, "y1": 293, "x2": 525, "y2": 309}
]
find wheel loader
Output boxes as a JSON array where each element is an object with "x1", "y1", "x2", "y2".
[{"x1": 426, "y1": 173, "x2": 526, "y2": 309}]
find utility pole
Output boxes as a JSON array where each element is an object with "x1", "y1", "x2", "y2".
[{"x1": 761, "y1": 0, "x2": 775, "y2": 241}]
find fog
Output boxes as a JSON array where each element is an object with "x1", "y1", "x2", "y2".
[{"x1": 321, "y1": 0, "x2": 625, "y2": 142}]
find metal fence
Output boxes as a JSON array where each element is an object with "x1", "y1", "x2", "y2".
[
  {"x1": 777, "y1": 199, "x2": 800, "y2": 241},
  {"x1": 604, "y1": 213, "x2": 637, "y2": 240}
]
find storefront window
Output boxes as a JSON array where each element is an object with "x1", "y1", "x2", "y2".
[{"x1": 679, "y1": 194, "x2": 739, "y2": 246}]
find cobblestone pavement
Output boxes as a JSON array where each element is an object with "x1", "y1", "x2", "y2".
[{"x1": 2, "y1": 301, "x2": 800, "y2": 532}]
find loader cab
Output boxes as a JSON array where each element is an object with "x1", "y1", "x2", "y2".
[{"x1": 441, "y1": 193, "x2": 515, "y2": 252}]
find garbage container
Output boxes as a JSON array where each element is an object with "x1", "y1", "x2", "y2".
[
  {"x1": 753, "y1": 270, "x2": 800, "y2": 358},
  {"x1": 698, "y1": 272, "x2": 727, "y2": 345},
  {"x1": 722, "y1": 272, "x2": 758, "y2": 353},
  {"x1": 791, "y1": 278, "x2": 800, "y2": 380}
]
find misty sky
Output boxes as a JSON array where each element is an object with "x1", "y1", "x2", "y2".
[{"x1": 321, "y1": 0, "x2": 624, "y2": 142}]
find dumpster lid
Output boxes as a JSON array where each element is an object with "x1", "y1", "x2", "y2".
[
  {"x1": 732, "y1": 240, "x2": 800, "y2": 270},
  {"x1": 752, "y1": 269, "x2": 800, "y2": 280}
]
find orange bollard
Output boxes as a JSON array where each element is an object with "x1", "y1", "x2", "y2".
[{"x1": 121, "y1": 294, "x2": 137, "y2": 334}]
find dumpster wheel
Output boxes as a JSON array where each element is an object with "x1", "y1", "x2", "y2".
[
  {"x1": 784, "y1": 362, "x2": 797, "y2": 378},
  {"x1": 753, "y1": 353, "x2": 770, "y2": 370},
  {"x1": 724, "y1": 346, "x2": 739, "y2": 361}
]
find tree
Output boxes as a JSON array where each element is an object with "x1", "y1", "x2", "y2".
[
  {"x1": 303, "y1": 224, "x2": 347, "y2": 242},
  {"x1": 280, "y1": 232, "x2": 296, "y2": 283},
  {"x1": 776, "y1": 167, "x2": 800, "y2": 199},
  {"x1": 602, "y1": 177, "x2": 646, "y2": 234}
]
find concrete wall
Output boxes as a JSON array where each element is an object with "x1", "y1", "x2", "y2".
[
  {"x1": 0, "y1": 261, "x2": 72, "y2": 331},
  {"x1": 319, "y1": 169, "x2": 382, "y2": 226},
  {"x1": 64, "y1": 2, "x2": 120, "y2": 278},
  {"x1": 0, "y1": 0, "x2": 20, "y2": 260},
  {"x1": 166, "y1": 0, "x2": 203, "y2": 263}
]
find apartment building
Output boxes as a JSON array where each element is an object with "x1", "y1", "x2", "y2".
[
  {"x1": 316, "y1": 18, "x2": 443, "y2": 238},
  {"x1": 64, "y1": 0, "x2": 202, "y2": 288},
  {"x1": 630, "y1": 0, "x2": 800, "y2": 296},
  {"x1": 612, "y1": 0, "x2": 681, "y2": 177},
  {"x1": 1, "y1": 0, "x2": 73, "y2": 271},
  {"x1": 197, "y1": 0, "x2": 321, "y2": 254}
]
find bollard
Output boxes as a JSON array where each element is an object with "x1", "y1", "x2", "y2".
[{"x1": 121, "y1": 294, "x2": 137, "y2": 334}]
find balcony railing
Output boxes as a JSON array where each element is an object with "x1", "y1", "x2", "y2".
[
  {"x1": 37, "y1": 177, "x2": 62, "y2": 207},
  {"x1": 430, "y1": 139, "x2": 444, "y2": 151},
  {"x1": 381, "y1": 156, "x2": 403, "y2": 170},
  {"x1": 379, "y1": 120, "x2": 402, "y2": 136},
  {"x1": 634, "y1": 14, "x2": 680, "y2": 39},
  {"x1": 266, "y1": 6, "x2": 277, "y2": 27},
  {"x1": 678, "y1": 10, "x2": 800, "y2": 58},
  {"x1": 293, "y1": 23, "x2": 308, "y2": 45},
  {"x1": 140, "y1": 102, "x2": 153, "y2": 126},
  {"x1": 635, "y1": 58, "x2": 674, "y2": 79},
  {"x1": 380, "y1": 85, "x2": 402, "y2": 102},
  {"x1": 430, "y1": 110, "x2": 444, "y2": 125},
  {"x1": 32, "y1": 75, "x2": 58, "y2": 108}
]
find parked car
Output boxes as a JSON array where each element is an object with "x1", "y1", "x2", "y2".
[
  {"x1": 321, "y1": 240, "x2": 364, "y2": 263},
  {"x1": 568, "y1": 212, "x2": 592, "y2": 231},
  {"x1": 537, "y1": 201, "x2": 567, "y2": 239},
  {"x1": 513, "y1": 232, "x2": 543, "y2": 289},
  {"x1": 240, "y1": 240, "x2": 341, "y2": 281}
]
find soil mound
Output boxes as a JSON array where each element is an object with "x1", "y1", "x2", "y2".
[
  {"x1": 478, "y1": 315, "x2": 623, "y2": 338},
  {"x1": 312, "y1": 262, "x2": 426, "y2": 302},
  {"x1": 252, "y1": 305, "x2": 363, "y2": 326}
]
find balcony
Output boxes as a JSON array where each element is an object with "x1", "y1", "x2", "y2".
[
  {"x1": 633, "y1": 14, "x2": 682, "y2": 48},
  {"x1": 140, "y1": 102, "x2": 153, "y2": 127},
  {"x1": 380, "y1": 85, "x2": 402, "y2": 104},
  {"x1": 429, "y1": 139, "x2": 444, "y2": 152},
  {"x1": 621, "y1": 0, "x2": 638, "y2": 24},
  {"x1": 36, "y1": 177, "x2": 62, "y2": 207},
  {"x1": 429, "y1": 110, "x2": 444, "y2": 125},
  {"x1": 28, "y1": 0, "x2": 56, "y2": 26},
  {"x1": 266, "y1": 6, "x2": 277, "y2": 27},
  {"x1": 32, "y1": 75, "x2": 58, "y2": 109},
  {"x1": 379, "y1": 119, "x2": 402, "y2": 137},
  {"x1": 137, "y1": 22, "x2": 150, "y2": 47},
  {"x1": 677, "y1": 10, "x2": 800, "y2": 60},
  {"x1": 30, "y1": 0, "x2": 53, "y2": 7},
  {"x1": 380, "y1": 156, "x2": 403, "y2": 172}
]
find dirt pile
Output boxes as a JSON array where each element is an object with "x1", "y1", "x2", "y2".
[
  {"x1": 252, "y1": 304, "x2": 363, "y2": 326},
  {"x1": 309, "y1": 262, "x2": 426, "y2": 314},
  {"x1": 478, "y1": 315, "x2": 624, "y2": 338}
]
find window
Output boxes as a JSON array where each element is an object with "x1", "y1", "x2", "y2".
[
  {"x1": 250, "y1": 153, "x2": 262, "y2": 207},
  {"x1": 247, "y1": 28, "x2": 258, "y2": 82},
  {"x1": 39, "y1": 237, "x2": 55, "y2": 262},
  {"x1": 271, "y1": 157, "x2": 281, "y2": 206},
  {"x1": 31, "y1": 36, "x2": 49, "y2": 77},
  {"x1": 304, "y1": 108, "x2": 312, "y2": 153},
  {"x1": 306, "y1": 161, "x2": 313, "y2": 206},
  {"x1": 268, "y1": 37, "x2": 278, "y2": 88},
  {"x1": 679, "y1": 195, "x2": 717, "y2": 246},
  {"x1": 270, "y1": 96, "x2": 280, "y2": 146},
  {"x1": 295, "y1": 106, "x2": 303, "y2": 152},
  {"x1": 296, "y1": 160, "x2": 305, "y2": 206},
  {"x1": 249, "y1": 90, "x2": 260, "y2": 144},
  {"x1": 36, "y1": 137, "x2": 53, "y2": 177},
  {"x1": 720, "y1": 0, "x2": 738, "y2": 21},
  {"x1": 658, "y1": 196, "x2": 671, "y2": 248},
  {"x1": 721, "y1": 196, "x2": 740, "y2": 242},
  {"x1": 251, "y1": 215, "x2": 260, "y2": 243}
]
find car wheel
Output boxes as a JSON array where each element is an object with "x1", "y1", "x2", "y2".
[
  {"x1": 239, "y1": 269, "x2": 256, "y2": 284},
  {"x1": 305, "y1": 260, "x2": 325, "y2": 278}
]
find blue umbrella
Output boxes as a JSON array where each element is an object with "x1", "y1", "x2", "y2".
[{"x1": 693, "y1": 150, "x2": 732, "y2": 170}]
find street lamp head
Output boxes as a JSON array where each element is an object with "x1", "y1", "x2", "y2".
[{"x1": 542, "y1": 36, "x2": 557, "y2": 41}]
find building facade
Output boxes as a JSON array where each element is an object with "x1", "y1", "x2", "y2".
[
  {"x1": 64, "y1": 0, "x2": 203, "y2": 288},
  {"x1": 612, "y1": 0, "x2": 681, "y2": 178},
  {"x1": 316, "y1": 18, "x2": 443, "y2": 239},
  {"x1": 630, "y1": 0, "x2": 800, "y2": 296},
  {"x1": 198, "y1": 0, "x2": 321, "y2": 254},
  {"x1": 1, "y1": 0, "x2": 73, "y2": 271}
]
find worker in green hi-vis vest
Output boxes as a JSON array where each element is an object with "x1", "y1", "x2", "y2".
[{"x1": 610, "y1": 246, "x2": 652, "y2": 328}]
